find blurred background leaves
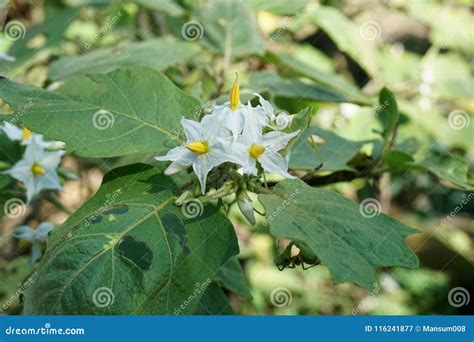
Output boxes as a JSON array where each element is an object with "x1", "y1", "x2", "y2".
[{"x1": 0, "y1": 0, "x2": 472, "y2": 315}]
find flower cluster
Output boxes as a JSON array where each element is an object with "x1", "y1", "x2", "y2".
[
  {"x1": 156, "y1": 77, "x2": 300, "y2": 193},
  {"x1": 1, "y1": 122, "x2": 65, "y2": 202}
]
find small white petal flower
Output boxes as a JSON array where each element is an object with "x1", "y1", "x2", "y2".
[
  {"x1": 2, "y1": 122, "x2": 57, "y2": 148},
  {"x1": 14, "y1": 222, "x2": 54, "y2": 263},
  {"x1": 3, "y1": 141, "x2": 64, "y2": 202},
  {"x1": 233, "y1": 122, "x2": 300, "y2": 178},
  {"x1": 206, "y1": 77, "x2": 250, "y2": 140},
  {"x1": 156, "y1": 117, "x2": 241, "y2": 193}
]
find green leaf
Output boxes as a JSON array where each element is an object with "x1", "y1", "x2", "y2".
[
  {"x1": 48, "y1": 38, "x2": 200, "y2": 81},
  {"x1": 216, "y1": 257, "x2": 252, "y2": 298},
  {"x1": 309, "y1": 6, "x2": 378, "y2": 75},
  {"x1": 383, "y1": 149, "x2": 473, "y2": 190},
  {"x1": 0, "y1": 66, "x2": 200, "y2": 157},
  {"x1": 197, "y1": 0, "x2": 264, "y2": 57},
  {"x1": 383, "y1": 150, "x2": 414, "y2": 171},
  {"x1": 23, "y1": 164, "x2": 239, "y2": 314},
  {"x1": 136, "y1": 0, "x2": 184, "y2": 16},
  {"x1": 416, "y1": 152, "x2": 473, "y2": 190},
  {"x1": 290, "y1": 127, "x2": 368, "y2": 172},
  {"x1": 266, "y1": 51, "x2": 370, "y2": 105},
  {"x1": 258, "y1": 179, "x2": 419, "y2": 289},
  {"x1": 244, "y1": 0, "x2": 308, "y2": 15},
  {"x1": 250, "y1": 71, "x2": 350, "y2": 103},
  {"x1": 377, "y1": 88, "x2": 399, "y2": 138},
  {"x1": 0, "y1": 258, "x2": 34, "y2": 314},
  {"x1": 194, "y1": 282, "x2": 233, "y2": 315},
  {"x1": 4, "y1": 8, "x2": 76, "y2": 71}
]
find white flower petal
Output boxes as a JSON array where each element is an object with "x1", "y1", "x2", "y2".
[
  {"x1": 155, "y1": 146, "x2": 192, "y2": 162},
  {"x1": 35, "y1": 222, "x2": 54, "y2": 241},
  {"x1": 225, "y1": 108, "x2": 245, "y2": 140},
  {"x1": 41, "y1": 150, "x2": 65, "y2": 170},
  {"x1": 253, "y1": 93, "x2": 276, "y2": 121},
  {"x1": 36, "y1": 171, "x2": 62, "y2": 192},
  {"x1": 259, "y1": 151, "x2": 296, "y2": 179},
  {"x1": 201, "y1": 112, "x2": 227, "y2": 139},
  {"x1": 192, "y1": 155, "x2": 213, "y2": 194},
  {"x1": 180, "y1": 117, "x2": 203, "y2": 141},
  {"x1": 164, "y1": 161, "x2": 190, "y2": 175},
  {"x1": 263, "y1": 130, "x2": 300, "y2": 152},
  {"x1": 30, "y1": 242, "x2": 43, "y2": 264},
  {"x1": 3, "y1": 159, "x2": 31, "y2": 181},
  {"x1": 2, "y1": 122, "x2": 23, "y2": 141},
  {"x1": 13, "y1": 226, "x2": 35, "y2": 241},
  {"x1": 241, "y1": 156, "x2": 258, "y2": 176}
]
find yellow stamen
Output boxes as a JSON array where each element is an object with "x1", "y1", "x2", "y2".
[
  {"x1": 249, "y1": 144, "x2": 265, "y2": 159},
  {"x1": 229, "y1": 74, "x2": 240, "y2": 110},
  {"x1": 31, "y1": 163, "x2": 45, "y2": 176},
  {"x1": 186, "y1": 141, "x2": 209, "y2": 155},
  {"x1": 22, "y1": 127, "x2": 32, "y2": 141}
]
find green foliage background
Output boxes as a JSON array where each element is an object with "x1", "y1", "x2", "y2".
[{"x1": 0, "y1": 0, "x2": 472, "y2": 315}]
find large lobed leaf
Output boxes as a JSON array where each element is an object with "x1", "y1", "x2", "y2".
[
  {"x1": 23, "y1": 164, "x2": 239, "y2": 314},
  {"x1": 259, "y1": 179, "x2": 419, "y2": 289},
  {"x1": 0, "y1": 67, "x2": 200, "y2": 157}
]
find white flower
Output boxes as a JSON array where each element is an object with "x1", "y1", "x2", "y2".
[
  {"x1": 156, "y1": 75, "x2": 302, "y2": 194},
  {"x1": 3, "y1": 141, "x2": 64, "y2": 202},
  {"x1": 233, "y1": 120, "x2": 299, "y2": 178},
  {"x1": 2, "y1": 122, "x2": 55, "y2": 148},
  {"x1": 14, "y1": 222, "x2": 54, "y2": 263},
  {"x1": 155, "y1": 117, "x2": 240, "y2": 194},
  {"x1": 206, "y1": 77, "x2": 249, "y2": 140}
]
